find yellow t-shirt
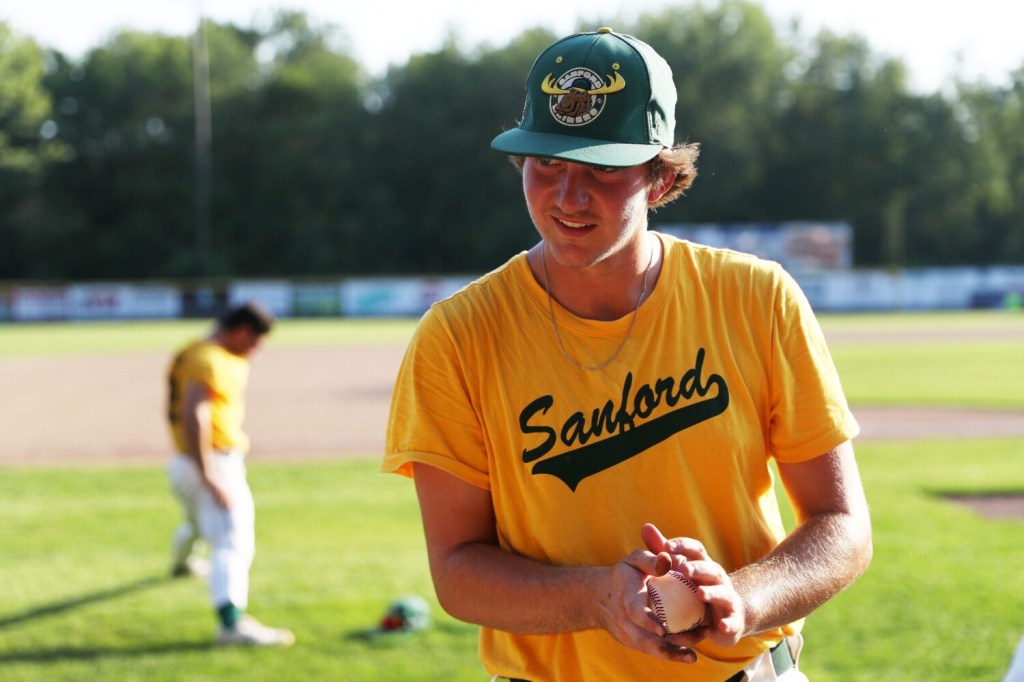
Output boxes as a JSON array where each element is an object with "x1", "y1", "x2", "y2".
[
  {"x1": 384, "y1": 232, "x2": 859, "y2": 681},
  {"x1": 167, "y1": 339, "x2": 251, "y2": 454}
]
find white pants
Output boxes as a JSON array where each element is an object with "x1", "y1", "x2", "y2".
[
  {"x1": 168, "y1": 451, "x2": 255, "y2": 610},
  {"x1": 1004, "y1": 634, "x2": 1024, "y2": 682}
]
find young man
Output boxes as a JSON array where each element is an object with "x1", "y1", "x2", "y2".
[
  {"x1": 384, "y1": 28, "x2": 871, "y2": 681},
  {"x1": 166, "y1": 301, "x2": 294, "y2": 647}
]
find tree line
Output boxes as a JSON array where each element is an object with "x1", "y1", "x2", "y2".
[{"x1": 2, "y1": 1, "x2": 1023, "y2": 281}]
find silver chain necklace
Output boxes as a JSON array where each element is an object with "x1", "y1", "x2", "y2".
[{"x1": 541, "y1": 239, "x2": 654, "y2": 372}]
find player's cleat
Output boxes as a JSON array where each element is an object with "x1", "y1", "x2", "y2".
[
  {"x1": 171, "y1": 556, "x2": 210, "y2": 579},
  {"x1": 216, "y1": 616, "x2": 296, "y2": 647}
]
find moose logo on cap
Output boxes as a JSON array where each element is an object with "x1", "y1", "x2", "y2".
[{"x1": 542, "y1": 65, "x2": 626, "y2": 127}]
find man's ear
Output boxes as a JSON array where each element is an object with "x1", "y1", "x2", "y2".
[{"x1": 648, "y1": 168, "x2": 677, "y2": 204}]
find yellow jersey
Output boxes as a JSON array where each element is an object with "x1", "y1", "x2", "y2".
[
  {"x1": 384, "y1": 232, "x2": 858, "y2": 681},
  {"x1": 167, "y1": 339, "x2": 251, "y2": 455}
]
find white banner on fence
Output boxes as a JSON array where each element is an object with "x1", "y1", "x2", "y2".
[
  {"x1": 67, "y1": 284, "x2": 181, "y2": 319},
  {"x1": 660, "y1": 221, "x2": 853, "y2": 271},
  {"x1": 11, "y1": 287, "x2": 69, "y2": 321},
  {"x1": 340, "y1": 276, "x2": 474, "y2": 316},
  {"x1": 228, "y1": 281, "x2": 295, "y2": 317},
  {"x1": 10, "y1": 284, "x2": 180, "y2": 321},
  {"x1": 796, "y1": 267, "x2": 1024, "y2": 311},
  {"x1": 4, "y1": 264, "x2": 1023, "y2": 322}
]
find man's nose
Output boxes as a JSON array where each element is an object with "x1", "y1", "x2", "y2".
[{"x1": 555, "y1": 164, "x2": 590, "y2": 211}]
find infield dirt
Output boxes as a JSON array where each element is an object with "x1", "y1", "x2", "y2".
[{"x1": 2, "y1": 341, "x2": 1023, "y2": 466}]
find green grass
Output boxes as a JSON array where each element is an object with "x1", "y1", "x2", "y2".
[
  {"x1": 803, "y1": 437, "x2": 1024, "y2": 681},
  {"x1": 0, "y1": 459, "x2": 485, "y2": 682},
  {"x1": 818, "y1": 309, "x2": 1024, "y2": 334},
  {"x1": 0, "y1": 445, "x2": 1022, "y2": 681},
  {"x1": 0, "y1": 318, "x2": 419, "y2": 356},
  {"x1": 819, "y1": 311, "x2": 1024, "y2": 408},
  {"x1": 2, "y1": 311, "x2": 1023, "y2": 679},
  {"x1": 831, "y1": 341, "x2": 1023, "y2": 408}
]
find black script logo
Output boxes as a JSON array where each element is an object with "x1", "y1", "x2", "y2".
[{"x1": 518, "y1": 348, "x2": 729, "y2": 491}]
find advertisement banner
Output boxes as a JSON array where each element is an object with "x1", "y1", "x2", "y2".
[
  {"x1": 659, "y1": 221, "x2": 853, "y2": 271},
  {"x1": 293, "y1": 282, "x2": 342, "y2": 316},
  {"x1": 228, "y1": 281, "x2": 295, "y2": 317},
  {"x1": 11, "y1": 287, "x2": 70, "y2": 321},
  {"x1": 341, "y1": 276, "x2": 473, "y2": 317},
  {"x1": 66, "y1": 284, "x2": 182, "y2": 319}
]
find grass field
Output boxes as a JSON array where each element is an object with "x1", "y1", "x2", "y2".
[
  {"x1": 821, "y1": 311, "x2": 1024, "y2": 408},
  {"x1": 0, "y1": 318, "x2": 419, "y2": 356},
  {"x1": 1, "y1": 311, "x2": 1022, "y2": 680}
]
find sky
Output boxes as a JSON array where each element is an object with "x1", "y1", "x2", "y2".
[{"x1": 3, "y1": 0, "x2": 1023, "y2": 94}]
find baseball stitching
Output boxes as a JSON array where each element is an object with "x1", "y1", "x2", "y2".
[
  {"x1": 649, "y1": 582, "x2": 668, "y2": 622},
  {"x1": 648, "y1": 571, "x2": 702, "y2": 632}
]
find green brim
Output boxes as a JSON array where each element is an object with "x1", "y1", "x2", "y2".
[{"x1": 490, "y1": 128, "x2": 663, "y2": 168}]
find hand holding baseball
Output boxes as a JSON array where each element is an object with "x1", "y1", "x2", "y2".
[
  {"x1": 646, "y1": 570, "x2": 708, "y2": 633},
  {"x1": 641, "y1": 523, "x2": 746, "y2": 646},
  {"x1": 593, "y1": 548, "x2": 703, "y2": 665}
]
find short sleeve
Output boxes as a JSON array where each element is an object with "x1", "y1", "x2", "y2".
[
  {"x1": 382, "y1": 307, "x2": 491, "y2": 489},
  {"x1": 769, "y1": 268, "x2": 859, "y2": 462},
  {"x1": 181, "y1": 348, "x2": 216, "y2": 390}
]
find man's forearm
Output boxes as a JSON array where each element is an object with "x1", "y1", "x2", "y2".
[
  {"x1": 731, "y1": 509, "x2": 872, "y2": 637},
  {"x1": 431, "y1": 541, "x2": 609, "y2": 634}
]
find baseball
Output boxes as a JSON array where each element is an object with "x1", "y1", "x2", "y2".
[{"x1": 646, "y1": 570, "x2": 708, "y2": 634}]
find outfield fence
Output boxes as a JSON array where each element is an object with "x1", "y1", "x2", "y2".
[{"x1": 1, "y1": 266, "x2": 1023, "y2": 323}]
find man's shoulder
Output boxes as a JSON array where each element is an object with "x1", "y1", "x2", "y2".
[
  {"x1": 429, "y1": 252, "x2": 528, "y2": 317},
  {"x1": 174, "y1": 339, "x2": 239, "y2": 375},
  {"x1": 409, "y1": 252, "x2": 531, "y2": 351},
  {"x1": 175, "y1": 339, "x2": 217, "y2": 361},
  {"x1": 172, "y1": 339, "x2": 204, "y2": 365}
]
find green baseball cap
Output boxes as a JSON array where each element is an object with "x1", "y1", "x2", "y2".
[{"x1": 491, "y1": 27, "x2": 676, "y2": 167}]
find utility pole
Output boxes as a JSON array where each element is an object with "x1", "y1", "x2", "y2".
[
  {"x1": 192, "y1": 0, "x2": 213, "y2": 279},
  {"x1": 884, "y1": 191, "x2": 907, "y2": 269}
]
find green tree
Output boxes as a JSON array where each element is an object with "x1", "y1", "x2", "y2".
[
  {"x1": 0, "y1": 23, "x2": 68, "y2": 278},
  {"x1": 38, "y1": 20, "x2": 273, "y2": 279},
  {"x1": 7, "y1": 5, "x2": 1024, "y2": 282},
  {"x1": 758, "y1": 30, "x2": 919, "y2": 265},
  {"x1": 357, "y1": 28, "x2": 555, "y2": 273},
  {"x1": 627, "y1": 1, "x2": 792, "y2": 223},
  {"x1": 40, "y1": 30, "x2": 198, "y2": 278},
  {"x1": 0, "y1": 24, "x2": 54, "y2": 177},
  {"x1": 213, "y1": 11, "x2": 370, "y2": 276},
  {"x1": 953, "y1": 68, "x2": 1024, "y2": 264},
  {"x1": 760, "y1": 28, "x2": 1011, "y2": 267}
]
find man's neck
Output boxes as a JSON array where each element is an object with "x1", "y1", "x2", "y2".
[{"x1": 528, "y1": 233, "x2": 663, "y2": 321}]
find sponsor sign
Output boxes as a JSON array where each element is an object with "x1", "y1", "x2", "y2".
[
  {"x1": 341, "y1": 277, "x2": 473, "y2": 316},
  {"x1": 293, "y1": 282, "x2": 342, "y2": 316},
  {"x1": 659, "y1": 221, "x2": 853, "y2": 271},
  {"x1": 11, "y1": 287, "x2": 70, "y2": 321},
  {"x1": 228, "y1": 281, "x2": 295, "y2": 317},
  {"x1": 67, "y1": 284, "x2": 181, "y2": 319}
]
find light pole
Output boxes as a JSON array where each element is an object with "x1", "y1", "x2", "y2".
[{"x1": 192, "y1": 0, "x2": 213, "y2": 280}]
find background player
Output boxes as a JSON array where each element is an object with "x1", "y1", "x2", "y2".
[{"x1": 166, "y1": 301, "x2": 294, "y2": 646}]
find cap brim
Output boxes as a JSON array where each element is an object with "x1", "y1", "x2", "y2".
[{"x1": 491, "y1": 128, "x2": 663, "y2": 168}]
